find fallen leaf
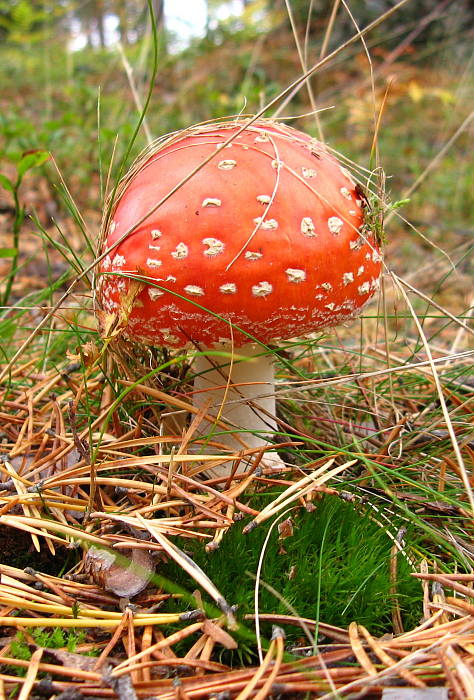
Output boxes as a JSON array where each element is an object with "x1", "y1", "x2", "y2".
[{"x1": 84, "y1": 546, "x2": 155, "y2": 599}]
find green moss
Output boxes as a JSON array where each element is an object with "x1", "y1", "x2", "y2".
[
  {"x1": 8, "y1": 628, "x2": 97, "y2": 678},
  {"x1": 165, "y1": 496, "x2": 422, "y2": 640}
]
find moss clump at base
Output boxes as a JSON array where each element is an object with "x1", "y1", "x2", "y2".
[{"x1": 165, "y1": 496, "x2": 422, "y2": 640}]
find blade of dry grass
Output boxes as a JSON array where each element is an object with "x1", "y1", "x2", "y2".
[{"x1": 391, "y1": 273, "x2": 473, "y2": 512}]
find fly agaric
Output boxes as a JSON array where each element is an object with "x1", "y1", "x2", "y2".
[{"x1": 97, "y1": 117, "x2": 382, "y2": 477}]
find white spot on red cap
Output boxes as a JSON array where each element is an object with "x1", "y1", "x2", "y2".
[
  {"x1": 218, "y1": 159, "x2": 237, "y2": 170},
  {"x1": 328, "y1": 217, "x2": 343, "y2": 235},
  {"x1": 255, "y1": 133, "x2": 270, "y2": 142},
  {"x1": 151, "y1": 229, "x2": 162, "y2": 239},
  {"x1": 350, "y1": 237, "x2": 364, "y2": 250},
  {"x1": 254, "y1": 217, "x2": 278, "y2": 230},
  {"x1": 245, "y1": 251, "x2": 263, "y2": 260},
  {"x1": 256, "y1": 194, "x2": 271, "y2": 204},
  {"x1": 252, "y1": 281, "x2": 272, "y2": 297},
  {"x1": 171, "y1": 243, "x2": 188, "y2": 260},
  {"x1": 325, "y1": 303, "x2": 336, "y2": 311},
  {"x1": 301, "y1": 217, "x2": 316, "y2": 237},
  {"x1": 321, "y1": 282, "x2": 332, "y2": 291},
  {"x1": 112, "y1": 254, "x2": 126, "y2": 267},
  {"x1": 343, "y1": 272, "x2": 354, "y2": 285},
  {"x1": 149, "y1": 244, "x2": 160, "y2": 251},
  {"x1": 219, "y1": 282, "x2": 237, "y2": 294},
  {"x1": 271, "y1": 159, "x2": 283, "y2": 170},
  {"x1": 357, "y1": 265, "x2": 365, "y2": 276},
  {"x1": 146, "y1": 258, "x2": 162, "y2": 268},
  {"x1": 203, "y1": 238, "x2": 224, "y2": 256},
  {"x1": 202, "y1": 198, "x2": 222, "y2": 207},
  {"x1": 371, "y1": 278, "x2": 380, "y2": 291},
  {"x1": 286, "y1": 268, "x2": 306, "y2": 283},
  {"x1": 358, "y1": 281, "x2": 370, "y2": 295},
  {"x1": 372, "y1": 250, "x2": 383, "y2": 263},
  {"x1": 355, "y1": 199, "x2": 363, "y2": 207},
  {"x1": 148, "y1": 287, "x2": 164, "y2": 300},
  {"x1": 102, "y1": 255, "x2": 111, "y2": 270},
  {"x1": 349, "y1": 210, "x2": 357, "y2": 216},
  {"x1": 110, "y1": 220, "x2": 117, "y2": 233},
  {"x1": 340, "y1": 187, "x2": 352, "y2": 199},
  {"x1": 302, "y1": 167, "x2": 317, "y2": 179},
  {"x1": 184, "y1": 285, "x2": 204, "y2": 296}
]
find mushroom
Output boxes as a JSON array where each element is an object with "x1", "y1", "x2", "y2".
[{"x1": 97, "y1": 117, "x2": 382, "y2": 479}]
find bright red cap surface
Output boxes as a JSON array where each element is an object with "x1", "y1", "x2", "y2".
[{"x1": 98, "y1": 118, "x2": 382, "y2": 347}]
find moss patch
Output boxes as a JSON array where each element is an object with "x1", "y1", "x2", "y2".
[{"x1": 165, "y1": 496, "x2": 422, "y2": 638}]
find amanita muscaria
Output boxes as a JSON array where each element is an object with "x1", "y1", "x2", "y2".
[{"x1": 97, "y1": 117, "x2": 382, "y2": 477}]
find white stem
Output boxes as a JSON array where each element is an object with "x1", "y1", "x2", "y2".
[{"x1": 192, "y1": 344, "x2": 284, "y2": 478}]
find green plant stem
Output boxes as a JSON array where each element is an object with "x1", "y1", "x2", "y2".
[{"x1": 2, "y1": 187, "x2": 24, "y2": 307}]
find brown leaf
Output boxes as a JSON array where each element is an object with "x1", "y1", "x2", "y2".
[
  {"x1": 84, "y1": 546, "x2": 155, "y2": 599},
  {"x1": 41, "y1": 648, "x2": 98, "y2": 671},
  {"x1": 278, "y1": 517, "x2": 294, "y2": 540}
]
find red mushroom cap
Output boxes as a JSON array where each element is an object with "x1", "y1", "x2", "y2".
[{"x1": 97, "y1": 118, "x2": 382, "y2": 347}]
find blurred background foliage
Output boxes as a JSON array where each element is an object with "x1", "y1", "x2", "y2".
[{"x1": 0, "y1": 0, "x2": 472, "y2": 248}]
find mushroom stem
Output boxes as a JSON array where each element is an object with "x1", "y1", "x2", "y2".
[{"x1": 192, "y1": 344, "x2": 284, "y2": 477}]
